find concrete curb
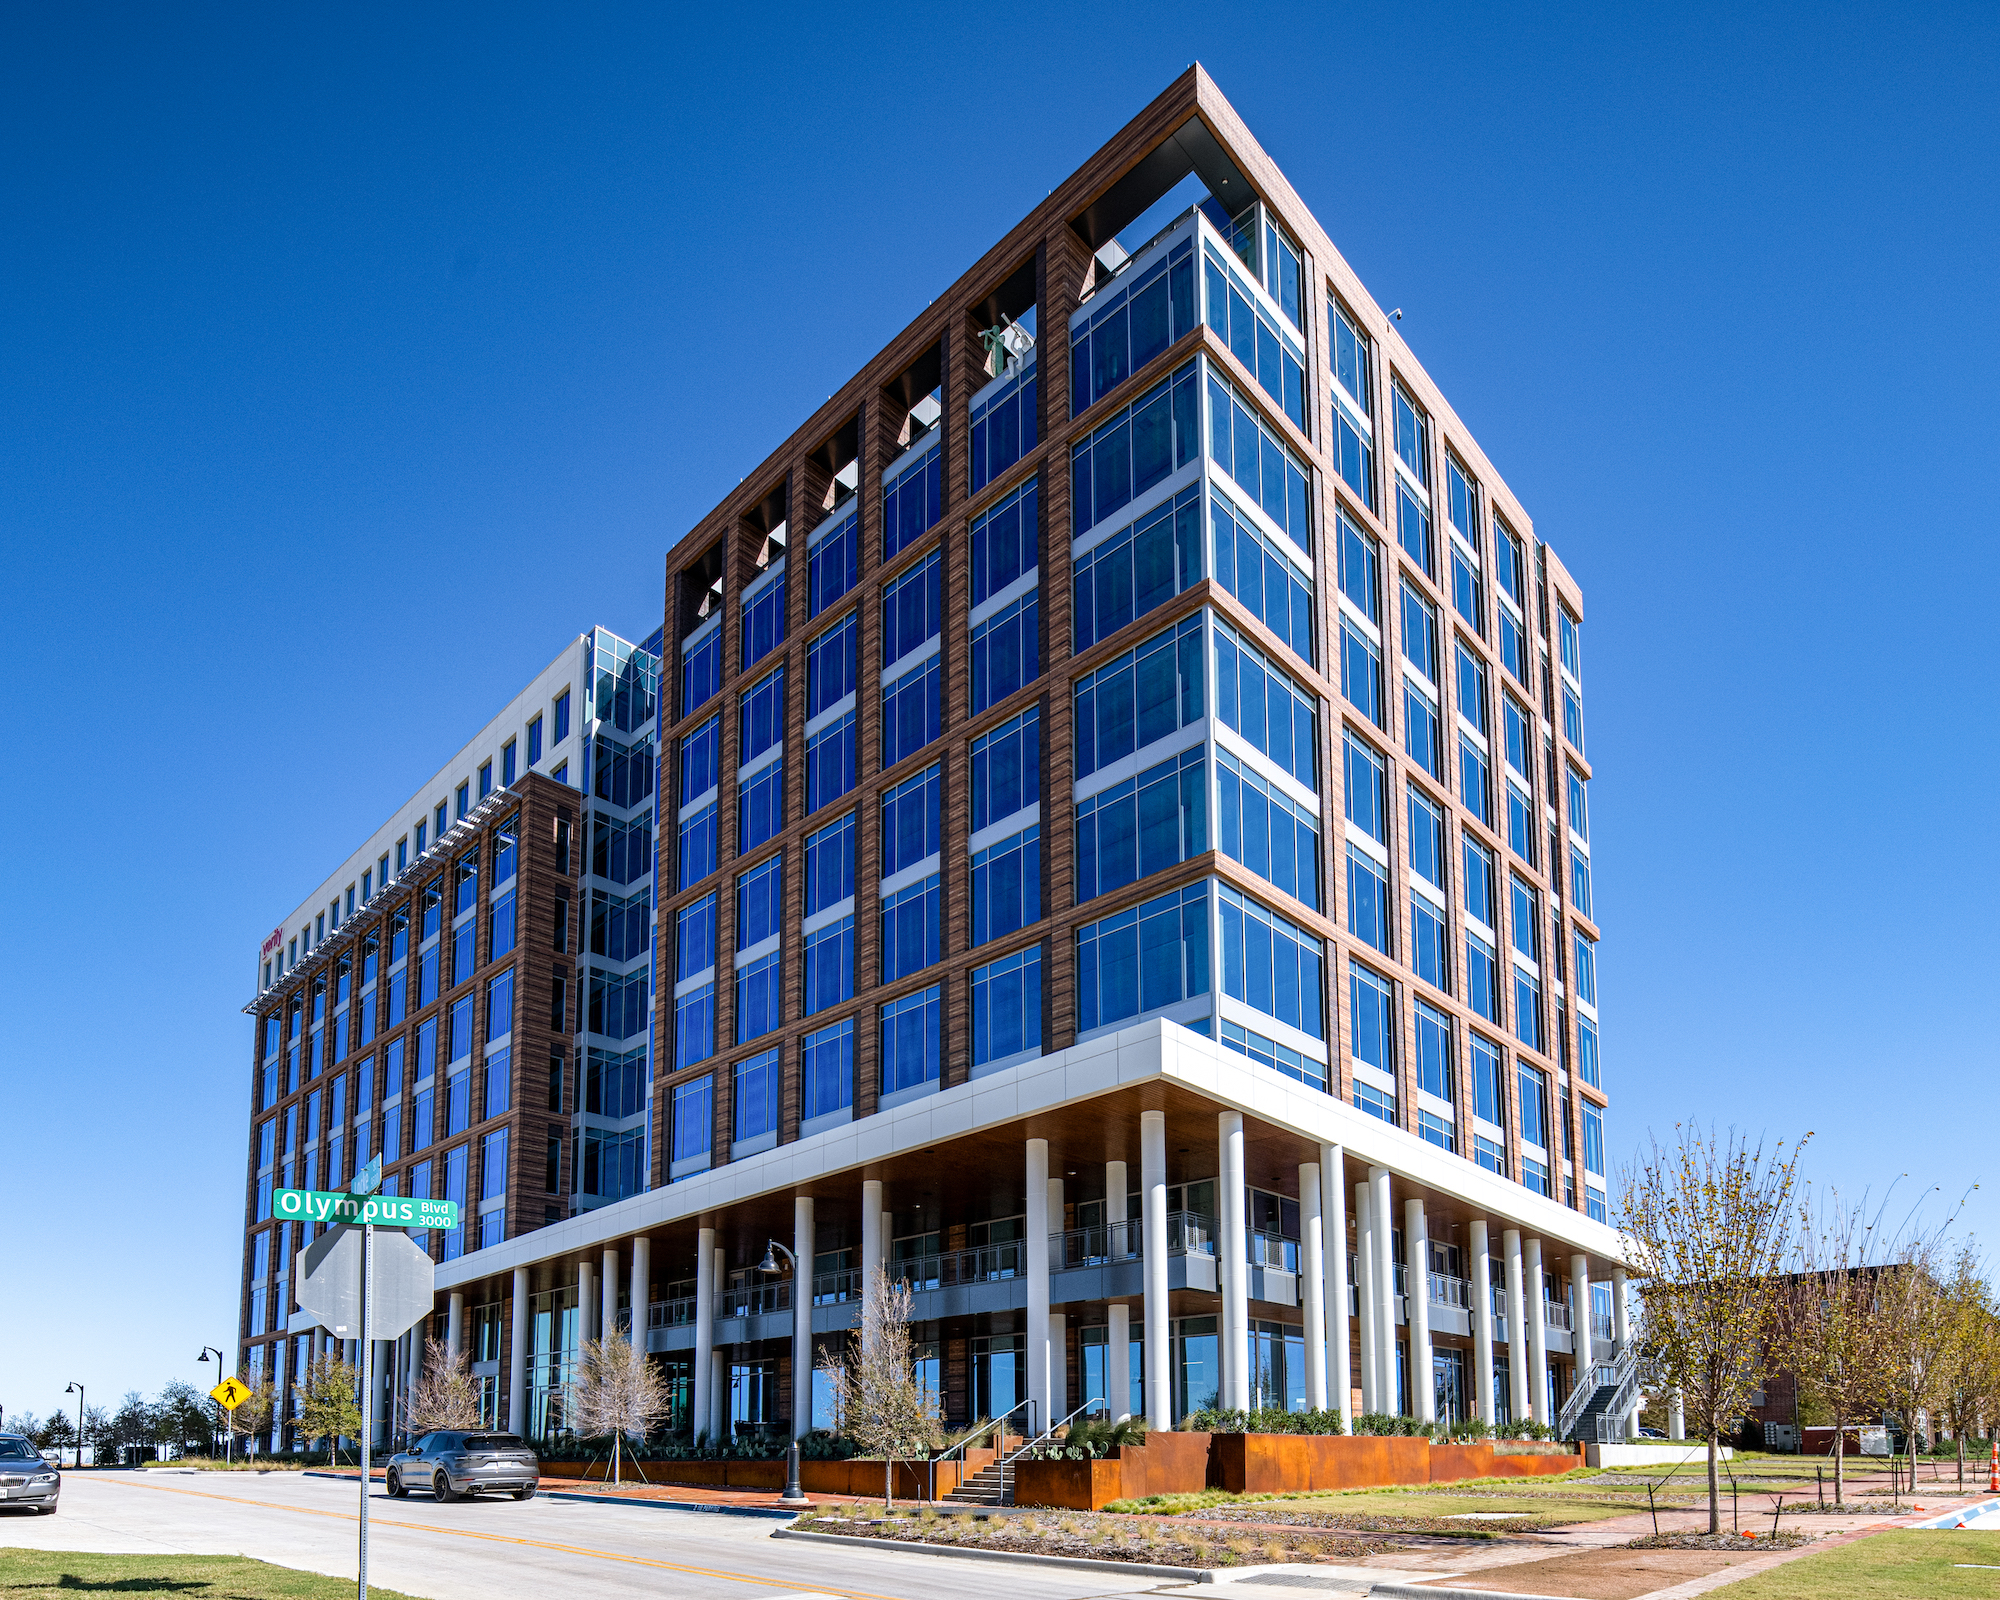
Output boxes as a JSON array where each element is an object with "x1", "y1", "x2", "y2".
[
  {"x1": 300, "y1": 1469, "x2": 801, "y2": 1518},
  {"x1": 772, "y1": 1524, "x2": 1375, "y2": 1584}
]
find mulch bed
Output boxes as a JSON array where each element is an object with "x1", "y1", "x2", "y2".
[
  {"x1": 797, "y1": 1509, "x2": 1395, "y2": 1566},
  {"x1": 1626, "y1": 1529, "x2": 1813, "y2": 1550},
  {"x1": 1168, "y1": 1506, "x2": 1548, "y2": 1537}
]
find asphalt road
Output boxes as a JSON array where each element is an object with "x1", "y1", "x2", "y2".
[{"x1": 0, "y1": 1471, "x2": 1169, "y2": 1600}]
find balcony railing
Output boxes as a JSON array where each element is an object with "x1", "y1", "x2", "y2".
[
  {"x1": 1543, "y1": 1299, "x2": 1572, "y2": 1330},
  {"x1": 1429, "y1": 1271, "x2": 1472, "y2": 1309},
  {"x1": 648, "y1": 1295, "x2": 696, "y2": 1329},
  {"x1": 720, "y1": 1280, "x2": 790, "y2": 1320},
  {"x1": 1051, "y1": 1211, "x2": 1219, "y2": 1268}
]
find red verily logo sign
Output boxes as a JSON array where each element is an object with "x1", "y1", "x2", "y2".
[{"x1": 260, "y1": 926, "x2": 285, "y2": 958}]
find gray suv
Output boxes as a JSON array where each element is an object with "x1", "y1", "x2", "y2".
[
  {"x1": 0, "y1": 1436, "x2": 58, "y2": 1514},
  {"x1": 386, "y1": 1431, "x2": 538, "y2": 1502}
]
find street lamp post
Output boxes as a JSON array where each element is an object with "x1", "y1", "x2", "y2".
[
  {"x1": 197, "y1": 1348, "x2": 230, "y2": 1462},
  {"x1": 754, "y1": 1240, "x2": 810, "y2": 1505},
  {"x1": 63, "y1": 1383, "x2": 83, "y2": 1470}
]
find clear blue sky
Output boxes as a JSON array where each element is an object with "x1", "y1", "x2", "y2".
[{"x1": 3, "y1": 3, "x2": 1993, "y2": 1425}]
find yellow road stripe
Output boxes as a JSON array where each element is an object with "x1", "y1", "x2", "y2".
[{"x1": 85, "y1": 1475, "x2": 903, "y2": 1600}]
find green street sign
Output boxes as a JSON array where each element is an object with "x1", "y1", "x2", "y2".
[{"x1": 273, "y1": 1188, "x2": 460, "y2": 1229}]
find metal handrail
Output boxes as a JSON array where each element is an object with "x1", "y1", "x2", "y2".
[
  {"x1": 719, "y1": 1280, "x2": 790, "y2": 1319},
  {"x1": 1556, "y1": 1338, "x2": 1636, "y2": 1441},
  {"x1": 1543, "y1": 1299, "x2": 1573, "y2": 1330},
  {"x1": 1429, "y1": 1272, "x2": 1472, "y2": 1309},
  {"x1": 1004, "y1": 1396, "x2": 1108, "y2": 1469},
  {"x1": 939, "y1": 1398, "x2": 1035, "y2": 1476},
  {"x1": 647, "y1": 1295, "x2": 696, "y2": 1329}
]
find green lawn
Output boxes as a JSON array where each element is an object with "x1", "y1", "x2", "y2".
[
  {"x1": 0, "y1": 1551, "x2": 427, "y2": 1600},
  {"x1": 1721, "y1": 1530, "x2": 2000, "y2": 1598}
]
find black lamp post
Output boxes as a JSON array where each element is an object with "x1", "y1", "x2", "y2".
[
  {"x1": 756, "y1": 1241, "x2": 809, "y2": 1505},
  {"x1": 197, "y1": 1348, "x2": 230, "y2": 1462},
  {"x1": 63, "y1": 1383, "x2": 83, "y2": 1470}
]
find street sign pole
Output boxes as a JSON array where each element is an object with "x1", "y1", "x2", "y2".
[{"x1": 358, "y1": 1221, "x2": 372, "y2": 1600}]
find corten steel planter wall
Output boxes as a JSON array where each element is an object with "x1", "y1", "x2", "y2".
[
  {"x1": 1141, "y1": 1431, "x2": 1213, "y2": 1495},
  {"x1": 1013, "y1": 1457, "x2": 1126, "y2": 1510},
  {"x1": 1179, "y1": 1434, "x2": 1586, "y2": 1498}
]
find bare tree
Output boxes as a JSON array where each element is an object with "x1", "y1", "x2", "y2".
[
  {"x1": 294, "y1": 1354, "x2": 364, "y2": 1463},
  {"x1": 406, "y1": 1337, "x2": 483, "y2": 1436},
  {"x1": 1779, "y1": 1194, "x2": 1892, "y2": 1509},
  {"x1": 567, "y1": 1333, "x2": 673, "y2": 1485},
  {"x1": 816, "y1": 1267, "x2": 944, "y2": 1508},
  {"x1": 1621, "y1": 1124, "x2": 1805, "y2": 1533}
]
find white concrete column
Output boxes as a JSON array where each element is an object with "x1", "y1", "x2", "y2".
[
  {"x1": 1301, "y1": 1161, "x2": 1327, "y2": 1412},
  {"x1": 602, "y1": 1246, "x2": 620, "y2": 1341},
  {"x1": 693, "y1": 1227, "x2": 716, "y2": 1441},
  {"x1": 1570, "y1": 1254, "x2": 1593, "y2": 1367},
  {"x1": 1049, "y1": 1312, "x2": 1067, "y2": 1420},
  {"x1": 1219, "y1": 1112, "x2": 1250, "y2": 1412},
  {"x1": 881, "y1": 1209, "x2": 893, "y2": 1271},
  {"x1": 1025, "y1": 1138, "x2": 1051, "y2": 1434},
  {"x1": 860, "y1": 1178, "x2": 884, "y2": 1353},
  {"x1": 1471, "y1": 1221, "x2": 1495, "y2": 1426},
  {"x1": 1611, "y1": 1267, "x2": 1631, "y2": 1349},
  {"x1": 577, "y1": 1258, "x2": 595, "y2": 1344},
  {"x1": 1525, "y1": 1237, "x2": 1549, "y2": 1426},
  {"x1": 631, "y1": 1235, "x2": 651, "y2": 1343},
  {"x1": 1106, "y1": 1159, "x2": 1128, "y2": 1250},
  {"x1": 1369, "y1": 1167, "x2": 1396, "y2": 1413},
  {"x1": 1504, "y1": 1228, "x2": 1528, "y2": 1425},
  {"x1": 1108, "y1": 1302, "x2": 1132, "y2": 1420},
  {"x1": 1321, "y1": 1146, "x2": 1351, "y2": 1432},
  {"x1": 1355, "y1": 1182, "x2": 1377, "y2": 1413},
  {"x1": 1669, "y1": 1390, "x2": 1685, "y2": 1441},
  {"x1": 447, "y1": 1291, "x2": 465, "y2": 1360},
  {"x1": 792, "y1": 1195, "x2": 814, "y2": 1440},
  {"x1": 1406, "y1": 1198, "x2": 1434, "y2": 1423},
  {"x1": 1140, "y1": 1112, "x2": 1170, "y2": 1432}
]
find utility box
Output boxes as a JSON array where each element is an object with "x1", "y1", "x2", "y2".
[{"x1": 1763, "y1": 1422, "x2": 1800, "y2": 1453}]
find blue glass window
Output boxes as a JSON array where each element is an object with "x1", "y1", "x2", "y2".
[
  {"x1": 1393, "y1": 385, "x2": 1429, "y2": 489},
  {"x1": 1070, "y1": 360, "x2": 1200, "y2": 537},
  {"x1": 1414, "y1": 998, "x2": 1454, "y2": 1102},
  {"x1": 1495, "y1": 520, "x2": 1526, "y2": 611},
  {"x1": 880, "y1": 985, "x2": 942, "y2": 1096},
  {"x1": 1517, "y1": 1063, "x2": 1547, "y2": 1149},
  {"x1": 737, "y1": 759, "x2": 783, "y2": 854},
  {"x1": 1576, "y1": 1015, "x2": 1601, "y2": 1089},
  {"x1": 970, "y1": 593, "x2": 1038, "y2": 713},
  {"x1": 1398, "y1": 485, "x2": 1433, "y2": 578},
  {"x1": 1513, "y1": 966, "x2": 1543, "y2": 1053},
  {"x1": 591, "y1": 813, "x2": 652, "y2": 887},
  {"x1": 741, "y1": 569, "x2": 786, "y2": 670},
  {"x1": 807, "y1": 612, "x2": 857, "y2": 718},
  {"x1": 1075, "y1": 747, "x2": 1206, "y2": 904},
  {"x1": 736, "y1": 952, "x2": 782, "y2": 1043},
  {"x1": 734, "y1": 1049, "x2": 781, "y2": 1145},
  {"x1": 1075, "y1": 881, "x2": 1210, "y2": 1034},
  {"x1": 1220, "y1": 1017, "x2": 1325, "y2": 1092},
  {"x1": 1220, "y1": 882, "x2": 1325, "y2": 1040},
  {"x1": 671, "y1": 1074, "x2": 712, "y2": 1169},
  {"x1": 1573, "y1": 930, "x2": 1597, "y2": 1008},
  {"x1": 682, "y1": 621, "x2": 721, "y2": 718},
  {"x1": 674, "y1": 983, "x2": 714, "y2": 1069},
  {"x1": 1215, "y1": 749, "x2": 1317, "y2": 909},
  {"x1": 803, "y1": 915, "x2": 854, "y2": 1016},
  {"x1": 676, "y1": 892, "x2": 717, "y2": 981},
  {"x1": 1202, "y1": 244, "x2": 1306, "y2": 433},
  {"x1": 1582, "y1": 1103, "x2": 1605, "y2": 1177},
  {"x1": 971, "y1": 824, "x2": 1041, "y2": 946},
  {"x1": 739, "y1": 669, "x2": 785, "y2": 767},
  {"x1": 735, "y1": 855, "x2": 783, "y2": 950},
  {"x1": 1466, "y1": 931, "x2": 1499, "y2": 1022},
  {"x1": 1408, "y1": 784, "x2": 1448, "y2": 886},
  {"x1": 883, "y1": 439, "x2": 942, "y2": 561},
  {"x1": 972, "y1": 478, "x2": 1039, "y2": 607},
  {"x1": 1070, "y1": 236, "x2": 1194, "y2": 416},
  {"x1": 805, "y1": 711, "x2": 855, "y2": 812},
  {"x1": 1404, "y1": 681, "x2": 1439, "y2": 777},
  {"x1": 678, "y1": 802, "x2": 717, "y2": 888},
  {"x1": 1340, "y1": 730, "x2": 1386, "y2": 846},
  {"x1": 1340, "y1": 617, "x2": 1381, "y2": 726},
  {"x1": 804, "y1": 812, "x2": 855, "y2": 916},
  {"x1": 1072, "y1": 483, "x2": 1200, "y2": 652},
  {"x1": 588, "y1": 967, "x2": 649, "y2": 1040},
  {"x1": 1331, "y1": 301, "x2": 1375, "y2": 510},
  {"x1": 972, "y1": 945, "x2": 1042, "y2": 1070},
  {"x1": 1073, "y1": 614, "x2": 1204, "y2": 780},
  {"x1": 882, "y1": 549, "x2": 941, "y2": 669},
  {"x1": 1472, "y1": 1034, "x2": 1505, "y2": 1127},
  {"x1": 1210, "y1": 490, "x2": 1313, "y2": 663},
  {"x1": 801, "y1": 1019, "x2": 854, "y2": 1123},
  {"x1": 1459, "y1": 734, "x2": 1491, "y2": 827},
  {"x1": 970, "y1": 359, "x2": 1038, "y2": 495},
  {"x1": 881, "y1": 763, "x2": 941, "y2": 875},
  {"x1": 1336, "y1": 509, "x2": 1378, "y2": 621},
  {"x1": 809, "y1": 508, "x2": 859, "y2": 620},
  {"x1": 1212, "y1": 619, "x2": 1317, "y2": 790},
  {"x1": 971, "y1": 707, "x2": 1040, "y2": 831},
  {"x1": 1347, "y1": 961, "x2": 1395, "y2": 1077},
  {"x1": 1206, "y1": 371, "x2": 1310, "y2": 551},
  {"x1": 880, "y1": 875, "x2": 940, "y2": 983},
  {"x1": 1411, "y1": 891, "x2": 1448, "y2": 991},
  {"x1": 680, "y1": 716, "x2": 721, "y2": 806},
  {"x1": 881, "y1": 656, "x2": 940, "y2": 768}
]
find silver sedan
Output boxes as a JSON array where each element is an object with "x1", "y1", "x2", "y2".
[{"x1": 0, "y1": 1435, "x2": 58, "y2": 1514}]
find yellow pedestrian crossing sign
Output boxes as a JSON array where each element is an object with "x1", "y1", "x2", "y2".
[{"x1": 209, "y1": 1378, "x2": 251, "y2": 1411}]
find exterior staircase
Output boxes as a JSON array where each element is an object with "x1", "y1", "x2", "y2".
[
  {"x1": 1558, "y1": 1342, "x2": 1641, "y2": 1444},
  {"x1": 943, "y1": 1457, "x2": 1013, "y2": 1505}
]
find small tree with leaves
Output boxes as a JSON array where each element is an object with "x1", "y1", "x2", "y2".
[
  {"x1": 224, "y1": 1381, "x2": 276, "y2": 1454},
  {"x1": 567, "y1": 1333, "x2": 673, "y2": 1485},
  {"x1": 406, "y1": 1336, "x2": 483, "y2": 1438},
  {"x1": 816, "y1": 1267, "x2": 944, "y2": 1508},
  {"x1": 1778, "y1": 1195, "x2": 1892, "y2": 1509},
  {"x1": 295, "y1": 1354, "x2": 364, "y2": 1463},
  {"x1": 152, "y1": 1381, "x2": 218, "y2": 1460},
  {"x1": 1621, "y1": 1124, "x2": 1805, "y2": 1533}
]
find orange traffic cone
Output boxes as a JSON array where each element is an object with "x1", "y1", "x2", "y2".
[{"x1": 1988, "y1": 1440, "x2": 1997, "y2": 1494}]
